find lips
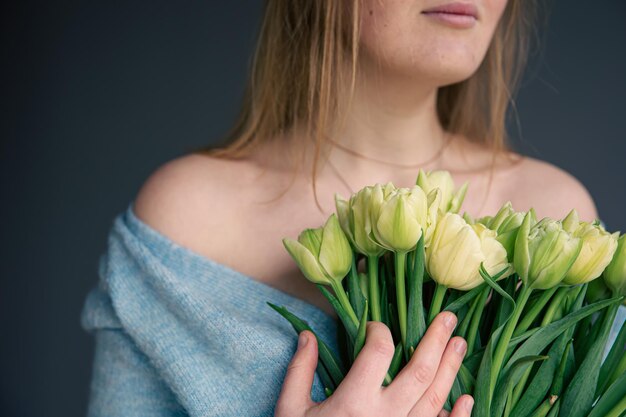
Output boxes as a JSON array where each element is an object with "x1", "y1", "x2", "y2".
[{"x1": 421, "y1": 2, "x2": 479, "y2": 20}]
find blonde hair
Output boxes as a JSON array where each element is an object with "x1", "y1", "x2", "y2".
[{"x1": 195, "y1": 0, "x2": 537, "y2": 208}]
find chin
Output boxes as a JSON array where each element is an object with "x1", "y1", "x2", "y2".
[
  {"x1": 360, "y1": 28, "x2": 489, "y2": 85},
  {"x1": 372, "y1": 51, "x2": 485, "y2": 86}
]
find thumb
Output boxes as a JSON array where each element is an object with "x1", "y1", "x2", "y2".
[{"x1": 275, "y1": 330, "x2": 318, "y2": 416}]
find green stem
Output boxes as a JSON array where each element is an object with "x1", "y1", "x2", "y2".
[
  {"x1": 540, "y1": 286, "x2": 569, "y2": 327},
  {"x1": 395, "y1": 251, "x2": 408, "y2": 353},
  {"x1": 512, "y1": 287, "x2": 564, "y2": 406},
  {"x1": 428, "y1": 283, "x2": 447, "y2": 324},
  {"x1": 467, "y1": 285, "x2": 491, "y2": 355},
  {"x1": 605, "y1": 330, "x2": 626, "y2": 389},
  {"x1": 514, "y1": 287, "x2": 558, "y2": 337},
  {"x1": 367, "y1": 255, "x2": 381, "y2": 322},
  {"x1": 330, "y1": 280, "x2": 359, "y2": 326},
  {"x1": 490, "y1": 285, "x2": 533, "y2": 398}
]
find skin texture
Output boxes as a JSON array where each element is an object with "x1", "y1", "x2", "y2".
[{"x1": 133, "y1": 0, "x2": 600, "y2": 415}]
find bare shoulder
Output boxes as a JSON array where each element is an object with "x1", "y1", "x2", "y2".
[
  {"x1": 504, "y1": 155, "x2": 599, "y2": 222},
  {"x1": 132, "y1": 152, "x2": 259, "y2": 251}
]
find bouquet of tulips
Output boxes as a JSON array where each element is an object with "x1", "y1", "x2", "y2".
[{"x1": 268, "y1": 170, "x2": 626, "y2": 417}]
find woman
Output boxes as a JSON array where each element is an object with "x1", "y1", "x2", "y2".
[{"x1": 82, "y1": 1, "x2": 601, "y2": 416}]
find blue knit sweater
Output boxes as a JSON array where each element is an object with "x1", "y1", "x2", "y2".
[
  {"x1": 81, "y1": 202, "x2": 626, "y2": 416},
  {"x1": 81, "y1": 202, "x2": 339, "y2": 417}
]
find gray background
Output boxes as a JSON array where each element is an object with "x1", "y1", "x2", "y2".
[{"x1": 2, "y1": 1, "x2": 624, "y2": 416}]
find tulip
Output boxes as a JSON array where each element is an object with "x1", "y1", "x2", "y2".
[
  {"x1": 335, "y1": 186, "x2": 387, "y2": 321},
  {"x1": 369, "y1": 185, "x2": 430, "y2": 253},
  {"x1": 416, "y1": 169, "x2": 468, "y2": 214},
  {"x1": 283, "y1": 214, "x2": 357, "y2": 323},
  {"x1": 368, "y1": 184, "x2": 436, "y2": 350},
  {"x1": 562, "y1": 211, "x2": 619, "y2": 285},
  {"x1": 604, "y1": 233, "x2": 626, "y2": 300},
  {"x1": 426, "y1": 213, "x2": 511, "y2": 292},
  {"x1": 335, "y1": 187, "x2": 385, "y2": 258},
  {"x1": 514, "y1": 212, "x2": 583, "y2": 290},
  {"x1": 489, "y1": 210, "x2": 579, "y2": 403},
  {"x1": 475, "y1": 203, "x2": 531, "y2": 263}
]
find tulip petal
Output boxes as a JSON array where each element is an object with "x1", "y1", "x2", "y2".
[
  {"x1": 283, "y1": 238, "x2": 330, "y2": 285},
  {"x1": 318, "y1": 214, "x2": 353, "y2": 281}
]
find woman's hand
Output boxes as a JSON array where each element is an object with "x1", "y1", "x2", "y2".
[{"x1": 275, "y1": 311, "x2": 473, "y2": 417}]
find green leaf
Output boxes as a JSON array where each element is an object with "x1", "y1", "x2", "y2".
[
  {"x1": 549, "y1": 337, "x2": 572, "y2": 396},
  {"x1": 444, "y1": 284, "x2": 486, "y2": 313},
  {"x1": 560, "y1": 302, "x2": 621, "y2": 417},
  {"x1": 316, "y1": 362, "x2": 335, "y2": 393},
  {"x1": 473, "y1": 326, "x2": 500, "y2": 417},
  {"x1": 509, "y1": 335, "x2": 569, "y2": 417},
  {"x1": 458, "y1": 363, "x2": 476, "y2": 393},
  {"x1": 545, "y1": 399, "x2": 560, "y2": 417},
  {"x1": 267, "y1": 302, "x2": 345, "y2": 387},
  {"x1": 473, "y1": 273, "x2": 518, "y2": 417},
  {"x1": 347, "y1": 257, "x2": 366, "y2": 320},
  {"x1": 386, "y1": 343, "x2": 404, "y2": 381},
  {"x1": 587, "y1": 371, "x2": 626, "y2": 417},
  {"x1": 597, "y1": 317, "x2": 626, "y2": 397},
  {"x1": 406, "y1": 235, "x2": 426, "y2": 360},
  {"x1": 491, "y1": 355, "x2": 549, "y2": 417},
  {"x1": 463, "y1": 328, "x2": 539, "y2": 376},
  {"x1": 527, "y1": 398, "x2": 553, "y2": 417},
  {"x1": 501, "y1": 296, "x2": 622, "y2": 396},
  {"x1": 317, "y1": 284, "x2": 358, "y2": 341},
  {"x1": 480, "y1": 264, "x2": 515, "y2": 308},
  {"x1": 353, "y1": 299, "x2": 369, "y2": 360}
]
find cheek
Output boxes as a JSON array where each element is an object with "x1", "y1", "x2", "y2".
[{"x1": 358, "y1": 0, "x2": 510, "y2": 83}]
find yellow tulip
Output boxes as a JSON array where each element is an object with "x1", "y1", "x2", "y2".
[
  {"x1": 335, "y1": 186, "x2": 385, "y2": 257},
  {"x1": 416, "y1": 169, "x2": 468, "y2": 214},
  {"x1": 514, "y1": 212, "x2": 582, "y2": 290},
  {"x1": 370, "y1": 185, "x2": 429, "y2": 253},
  {"x1": 282, "y1": 214, "x2": 353, "y2": 285},
  {"x1": 426, "y1": 213, "x2": 510, "y2": 291},
  {"x1": 562, "y1": 211, "x2": 619, "y2": 285}
]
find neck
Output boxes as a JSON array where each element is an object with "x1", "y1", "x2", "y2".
[{"x1": 319, "y1": 63, "x2": 450, "y2": 188}]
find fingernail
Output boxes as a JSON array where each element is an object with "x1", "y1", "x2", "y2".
[
  {"x1": 465, "y1": 397, "x2": 474, "y2": 412},
  {"x1": 444, "y1": 313, "x2": 457, "y2": 330},
  {"x1": 298, "y1": 332, "x2": 309, "y2": 350},
  {"x1": 455, "y1": 339, "x2": 467, "y2": 354}
]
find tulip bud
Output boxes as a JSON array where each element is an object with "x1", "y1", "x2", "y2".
[
  {"x1": 370, "y1": 185, "x2": 428, "y2": 253},
  {"x1": 604, "y1": 234, "x2": 626, "y2": 299},
  {"x1": 562, "y1": 218, "x2": 619, "y2": 285},
  {"x1": 335, "y1": 187, "x2": 385, "y2": 257},
  {"x1": 426, "y1": 213, "x2": 511, "y2": 291},
  {"x1": 282, "y1": 214, "x2": 353, "y2": 285},
  {"x1": 488, "y1": 201, "x2": 516, "y2": 231},
  {"x1": 514, "y1": 212, "x2": 582, "y2": 290},
  {"x1": 416, "y1": 169, "x2": 468, "y2": 213},
  {"x1": 494, "y1": 204, "x2": 528, "y2": 262}
]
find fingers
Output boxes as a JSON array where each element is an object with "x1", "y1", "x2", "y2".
[
  {"x1": 433, "y1": 395, "x2": 474, "y2": 417},
  {"x1": 337, "y1": 321, "x2": 395, "y2": 396},
  {"x1": 275, "y1": 331, "x2": 318, "y2": 417},
  {"x1": 448, "y1": 395, "x2": 474, "y2": 417},
  {"x1": 409, "y1": 336, "x2": 467, "y2": 416},
  {"x1": 383, "y1": 311, "x2": 457, "y2": 409}
]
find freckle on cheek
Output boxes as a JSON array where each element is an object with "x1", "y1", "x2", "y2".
[{"x1": 369, "y1": 9, "x2": 373, "y2": 16}]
